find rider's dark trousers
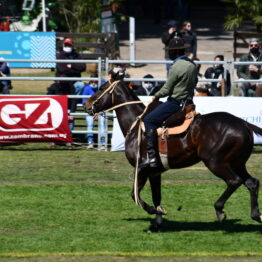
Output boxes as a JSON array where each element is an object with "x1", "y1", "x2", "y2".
[{"x1": 144, "y1": 97, "x2": 181, "y2": 130}]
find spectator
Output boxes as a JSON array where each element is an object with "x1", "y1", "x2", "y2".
[
  {"x1": 82, "y1": 74, "x2": 106, "y2": 150},
  {"x1": 194, "y1": 57, "x2": 209, "y2": 96},
  {"x1": 48, "y1": 38, "x2": 86, "y2": 148},
  {"x1": 56, "y1": 38, "x2": 86, "y2": 114},
  {"x1": 161, "y1": 20, "x2": 181, "y2": 75},
  {"x1": 134, "y1": 74, "x2": 161, "y2": 96},
  {"x1": 237, "y1": 39, "x2": 262, "y2": 97},
  {"x1": 204, "y1": 55, "x2": 231, "y2": 96},
  {"x1": 180, "y1": 20, "x2": 197, "y2": 58},
  {"x1": 0, "y1": 58, "x2": 12, "y2": 94},
  {"x1": 56, "y1": 38, "x2": 86, "y2": 127}
]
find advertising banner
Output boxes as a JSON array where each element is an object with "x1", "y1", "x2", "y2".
[
  {"x1": 194, "y1": 97, "x2": 262, "y2": 144},
  {"x1": 0, "y1": 32, "x2": 56, "y2": 68},
  {"x1": 0, "y1": 96, "x2": 72, "y2": 144},
  {"x1": 111, "y1": 97, "x2": 262, "y2": 151}
]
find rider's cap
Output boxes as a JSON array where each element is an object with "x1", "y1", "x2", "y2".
[
  {"x1": 165, "y1": 36, "x2": 189, "y2": 50},
  {"x1": 63, "y1": 38, "x2": 74, "y2": 45}
]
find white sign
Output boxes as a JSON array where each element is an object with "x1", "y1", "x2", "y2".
[{"x1": 111, "y1": 97, "x2": 262, "y2": 151}]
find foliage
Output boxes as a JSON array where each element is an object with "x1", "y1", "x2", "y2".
[
  {"x1": 56, "y1": 0, "x2": 101, "y2": 32},
  {"x1": 53, "y1": 0, "x2": 127, "y2": 33},
  {"x1": 221, "y1": 0, "x2": 262, "y2": 31}
]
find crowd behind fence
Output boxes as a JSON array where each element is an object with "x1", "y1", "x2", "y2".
[{"x1": 1, "y1": 58, "x2": 262, "y2": 150}]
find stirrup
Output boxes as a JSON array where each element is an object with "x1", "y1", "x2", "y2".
[{"x1": 139, "y1": 157, "x2": 159, "y2": 169}]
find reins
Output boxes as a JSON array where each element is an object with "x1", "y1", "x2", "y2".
[
  {"x1": 92, "y1": 80, "x2": 144, "y2": 113},
  {"x1": 103, "y1": 101, "x2": 144, "y2": 113},
  {"x1": 132, "y1": 103, "x2": 151, "y2": 207},
  {"x1": 91, "y1": 79, "x2": 151, "y2": 208}
]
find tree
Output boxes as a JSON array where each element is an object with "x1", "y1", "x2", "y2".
[
  {"x1": 221, "y1": 0, "x2": 262, "y2": 32},
  {"x1": 56, "y1": 0, "x2": 101, "y2": 32}
]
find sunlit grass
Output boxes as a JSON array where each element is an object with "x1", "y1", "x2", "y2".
[{"x1": 0, "y1": 144, "x2": 262, "y2": 261}]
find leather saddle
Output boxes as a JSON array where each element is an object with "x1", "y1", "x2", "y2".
[
  {"x1": 141, "y1": 100, "x2": 199, "y2": 158},
  {"x1": 141, "y1": 99, "x2": 198, "y2": 136}
]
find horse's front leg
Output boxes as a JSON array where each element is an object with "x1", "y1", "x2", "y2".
[
  {"x1": 131, "y1": 169, "x2": 161, "y2": 215},
  {"x1": 148, "y1": 174, "x2": 167, "y2": 233}
]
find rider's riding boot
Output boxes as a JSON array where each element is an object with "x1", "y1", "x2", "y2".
[{"x1": 139, "y1": 129, "x2": 159, "y2": 169}]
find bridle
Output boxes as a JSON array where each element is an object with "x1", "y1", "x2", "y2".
[{"x1": 88, "y1": 80, "x2": 144, "y2": 115}]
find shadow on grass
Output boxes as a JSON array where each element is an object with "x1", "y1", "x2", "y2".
[{"x1": 125, "y1": 218, "x2": 262, "y2": 233}]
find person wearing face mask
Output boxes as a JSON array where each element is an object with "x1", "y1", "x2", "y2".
[
  {"x1": 48, "y1": 38, "x2": 86, "y2": 148},
  {"x1": 237, "y1": 39, "x2": 262, "y2": 97},
  {"x1": 56, "y1": 38, "x2": 86, "y2": 97},
  {"x1": 134, "y1": 74, "x2": 161, "y2": 96},
  {"x1": 204, "y1": 55, "x2": 231, "y2": 96},
  {"x1": 180, "y1": 21, "x2": 197, "y2": 58},
  {"x1": 82, "y1": 74, "x2": 106, "y2": 150}
]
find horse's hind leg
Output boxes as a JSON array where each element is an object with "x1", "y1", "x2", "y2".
[
  {"x1": 206, "y1": 163, "x2": 243, "y2": 222},
  {"x1": 245, "y1": 177, "x2": 262, "y2": 222},
  {"x1": 236, "y1": 166, "x2": 262, "y2": 222}
]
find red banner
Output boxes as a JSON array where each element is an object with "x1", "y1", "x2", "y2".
[{"x1": 0, "y1": 96, "x2": 73, "y2": 144}]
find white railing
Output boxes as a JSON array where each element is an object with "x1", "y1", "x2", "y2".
[{"x1": 1, "y1": 58, "x2": 262, "y2": 150}]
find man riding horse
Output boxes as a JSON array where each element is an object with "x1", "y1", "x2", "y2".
[{"x1": 140, "y1": 37, "x2": 198, "y2": 169}]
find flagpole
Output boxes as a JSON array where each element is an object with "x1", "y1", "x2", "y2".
[{"x1": 42, "y1": 0, "x2": 46, "y2": 32}]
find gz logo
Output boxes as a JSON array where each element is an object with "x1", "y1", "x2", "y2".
[{"x1": 0, "y1": 98, "x2": 64, "y2": 132}]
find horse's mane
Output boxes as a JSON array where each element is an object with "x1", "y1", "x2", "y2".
[
  {"x1": 112, "y1": 77, "x2": 144, "y2": 101},
  {"x1": 123, "y1": 81, "x2": 142, "y2": 102}
]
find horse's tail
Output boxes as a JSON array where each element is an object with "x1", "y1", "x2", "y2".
[{"x1": 246, "y1": 122, "x2": 262, "y2": 136}]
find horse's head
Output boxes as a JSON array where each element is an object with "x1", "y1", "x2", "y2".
[{"x1": 84, "y1": 70, "x2": 126, "y2": 116}]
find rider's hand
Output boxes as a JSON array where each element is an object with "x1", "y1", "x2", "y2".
[
  {"x1": 93, "y1": 115, "x2": 99, "y2": 121},
  {"x1": 152, "y1": 96, "x2": 158, "y2": 102}
]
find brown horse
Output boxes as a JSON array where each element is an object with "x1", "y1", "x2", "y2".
[{"x1": 84, "y1": 74, "x2": 262, "y2": 232}]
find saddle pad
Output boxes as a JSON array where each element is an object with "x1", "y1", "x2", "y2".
[
  {"x1": 140, "y1": 111, "x2": 199, "y2": 136},
  {"x1": 157, "y1": 111, "x2": 199, "y2": 136},
  {"x1": 157, "y1": 117, "x2": 193, "y2": 136}
]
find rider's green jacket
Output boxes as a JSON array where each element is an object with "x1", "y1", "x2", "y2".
[{"x1": 154, "y1": 57, "x2": 198, "y2": 100}]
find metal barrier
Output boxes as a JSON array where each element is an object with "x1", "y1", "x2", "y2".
[
  {"x1": 1, "y1": 58, "x2": 262, "y2": 150},
  {"x1": 0, "y1": 58, "x2": 110, "y2": 150},
  {"x1": 105, "y1": 59, "x2": 262, "y2": 91}
]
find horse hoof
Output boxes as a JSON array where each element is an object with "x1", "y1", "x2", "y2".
[
  {"x1": 217, "y1": 211, "x2": 227, "y2": 222},
  {"x1": 147, "y1": 225, "x2": 159, "y2": 233},
  {"x1": 156, "y1": 205, "x2": 167, "y2": 215},
  {"x1": 251, "y1": 214, "x2": 262, "y2": 223}
]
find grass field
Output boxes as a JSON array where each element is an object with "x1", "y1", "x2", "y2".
[{"x1": 0, "y1": 143, "x2": 262, "y2": 262}]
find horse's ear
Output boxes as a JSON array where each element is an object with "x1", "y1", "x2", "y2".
[{"x1": 110, "y1": 66, "x2": 126, "y2": 81}]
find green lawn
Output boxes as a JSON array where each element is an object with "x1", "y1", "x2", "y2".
[{"x1": 0, "y1": 144, "x2": 261, "y2": 261}]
